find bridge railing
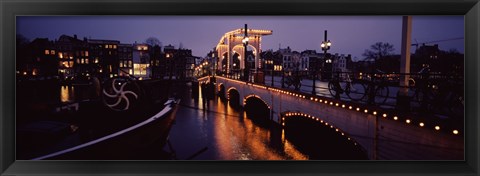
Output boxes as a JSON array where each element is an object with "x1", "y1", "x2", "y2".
[
  {"x1": 209, "y1": 69, "x2": 464, "y2": 126},
  {"x1": 209, "y1": 73, "x2": 463, "y2": 136}
]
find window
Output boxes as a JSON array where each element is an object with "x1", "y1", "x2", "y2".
[
  {"x1": 51, "y1": 50, "x2": 55, "y2": 55},
  {"x1": 113, "y1": 45, "x2": 117, "y2": 49},
  {"x1": 77, "y1": 59, "x2": 80, "y2": 64},
  {"x1": 85, "y1": 51, "x2": 89, "y2": 57},
  {"x1": 45, "y1": 50, "x2": 50, "y2": 55},
  {"x1": 85, "y1": 59, "x2": 89, "y2": 64},
  {"x1": 59, "y1": 52, "x2": 63, "y2": 59},
  {"x1": 120, "y1": 62, "x2": 124, "y2": 67},
  {"x1": 133, "y1": 64, "x2": 148, "y2": 76}
]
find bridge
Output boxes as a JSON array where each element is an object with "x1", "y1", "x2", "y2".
[
  {"x1": 215, "y1": 27, "x2": 272, "y2": 74},
  {"x1": 199, "y1": 76, "x2": 463, "y2": 160}
]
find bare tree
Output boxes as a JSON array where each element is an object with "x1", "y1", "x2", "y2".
[
  {"x1": 145, "y1": 37, "x2": 162, "y2": 47},
  {"x1": 362, "y1": 42, "x2": 395, "y2": 61}
]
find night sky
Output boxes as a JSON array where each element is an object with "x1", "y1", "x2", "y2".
[{"x1": 17, "y1": 16, "x2": 464, "y2": 60}]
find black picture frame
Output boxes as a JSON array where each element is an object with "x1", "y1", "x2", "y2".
[{"x1": 1, "y1": 0, "x2": 479, "y2": 175}]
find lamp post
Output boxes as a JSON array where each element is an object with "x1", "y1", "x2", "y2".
[
  {"x1": 242, "y1": 24, "x2": 249, "y2": 82},
  {"x1": 313, "y1": 30, "x2": 332, "y2": 95},
  {"x1": 271, "y1": 59, "x2": 274, "y2": 87}
]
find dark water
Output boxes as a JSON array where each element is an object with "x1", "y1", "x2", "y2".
[
  {"x1": 16, "y1": 80, "x2": 367, "y2": 160},
  {"x1": 165, "y1": 83, "x2": 367, "y2": 160}
]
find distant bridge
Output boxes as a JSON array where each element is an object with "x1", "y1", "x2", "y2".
[{"x1": 199, "y1": 76, "x2": 463, "y2": 160}]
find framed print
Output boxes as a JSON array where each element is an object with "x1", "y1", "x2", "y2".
[{"x1": 1, "y1": 0, "x2": 479, "y2": 175}]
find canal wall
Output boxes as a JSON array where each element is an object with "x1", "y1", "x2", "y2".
[{"x1": 210, "y1": 76, "x2": 464, "y2": 160}]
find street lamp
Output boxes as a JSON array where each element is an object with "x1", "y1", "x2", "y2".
[
  {"x1": 313, "y1": 30, "x2": 332, "y2": 95},
  {"x1": 242, "y1": 24, "x2": 249, "y2": 82},
  {"x1": 322, "y1": 40, "x2": 332, "y2": 63}
]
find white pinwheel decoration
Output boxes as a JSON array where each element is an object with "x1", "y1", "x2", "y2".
[{"x1": 103, "y1": 78, "x2": 138, "y2": 111}]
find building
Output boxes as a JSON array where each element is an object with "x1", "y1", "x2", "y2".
[
  {"x1": 57, "y1": 35, "x2": 90, "y2": 81},
  {"x1": 25, "y1": 38, "x2": 58, "y2": 78},
  {"x1": 160, "y1": 44, "x2": 195, "y2": 80},
  {"x1": 88, "y1": 39, "x2": 120, "y2": 80},
  {"x1": 150, "y1": 45, "x2": 164, "y2": 79},
  {"x1": 118, "y1": 43, "x2": 133, "y2": 77},
  {"x1": 332, "y1": 53, "x2": 352, "y2": 73},
  {"x1": 132, "y1": 43, "x2": 151, "y2": 79}
]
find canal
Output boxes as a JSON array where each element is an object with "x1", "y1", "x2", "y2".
[
  {"x1": 16, "y1": 79, "x2": 367, "y2": 160},
  {"x1": 165, "y1": 82, "x2": 367, "y2": 160}
]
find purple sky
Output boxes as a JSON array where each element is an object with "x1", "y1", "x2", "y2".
[{"x1": 17, "y1": 16, "x2": 464, "y2": 60}]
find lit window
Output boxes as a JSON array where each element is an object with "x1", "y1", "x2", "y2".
[
  {"x1": 113, "y1": 45, "x2": 117, "y2": 49},
  {"x1": 105, "y1": 44, "x2": 109, "y2": 48},
  {"x1": 45, "y1": 50, "x2": 50, "y2": 55},
  {"x1": 120, "y1": 62, "x2": 124, "y2": 67},
  {"x1": 77, "y1": 59, "x2": 80, "y2": 64},
  {"x1": 81, "y1": 59, "x2": 85, "y2": 64},
  {"x1": 51, "y1": 50, "x2": 55, "y2": 55},
  {"x1": 85, "y1": 59, "x2": 89, "y2": 64},
  {"x1": 69, "y1": 61, "x2": 74, "y2": 67},
  {"x1": 95, "y1": 58, "x2": 99, "y2": 63},
  {"x1": 85, "y1": 51, "x2": 89, "y2": 57},
  {"x1": 133, "y1": 64, "x2": 148, "y2": 76}
]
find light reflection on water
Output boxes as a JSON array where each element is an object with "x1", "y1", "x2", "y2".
[
  {"x1": 167, "y1": 84, "x2": 307, "y2": 160},
  {"x1": 60, "y1": 86, "x2": 75, "y2": 103}
]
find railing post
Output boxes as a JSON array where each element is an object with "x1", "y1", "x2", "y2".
[
  {"x1": 334, "y1": 71, "x2": 341, "y2": 100},
  {"x1": 271, "y1": 69, "x2": 274, "y2": 87}
]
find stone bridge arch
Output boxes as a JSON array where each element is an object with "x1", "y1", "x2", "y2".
[
  {"x1": 217, "y1": 83, "x2": 226, "y2": 98},
  {"x1": 281, "y1": 111, "x2": 368, "y2": 159},
  {"x1": 227, "y1": 87, "x2": 241, "y2": 106},
  {"x1": 243, "y1": 94, "x2": 271, "y2": 108}
]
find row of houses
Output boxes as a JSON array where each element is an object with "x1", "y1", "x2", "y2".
[
  {"x1": 17, "y1": 34, "x2": 199, "y2": 82},
  {"x1": 254, "y1": 44, "x2": 463, "y2": 78},
  {"x1": 259, "y1": 46, "x2": 353, "y2": 76}
]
